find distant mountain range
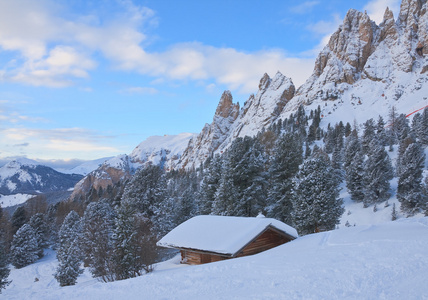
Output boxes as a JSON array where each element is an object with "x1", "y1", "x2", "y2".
[{"x1": 0, "y1": 158, "x2": 83, "y2": 196}]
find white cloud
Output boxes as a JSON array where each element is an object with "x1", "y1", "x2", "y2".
[
  {"x1": 290, "y1": 1, "x2": 321, "y2": 14},
  {"x1": 119, "y1": 86, "x2": 159, "y2": 95},
  {"x1": 0, "y1": 0, "x2": 316, "y2": 92},
  {"x1": 363, "y1": 0, "x2": 401, "y2": 24},
  {"x1": 0, "y1": 127, "x2": 121, "y2": 160}
]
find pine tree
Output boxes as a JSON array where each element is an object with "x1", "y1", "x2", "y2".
[
  {"x1": 0, "y1": 239, "x2": 10, "y2": 293},
  {"x1": 292, "y1": 150, "x2": 344, "y2": 235},
  {"x1": 344, "y1": 131, "x2": 365, "y2": 202},
  {"x1": 54, "y1": 211, "x2": 83, "y2": 286},
  {"x1": 198, "y1": 154, "x2": 222, "y2": 215},
  {"x1": 212, "y1": 137, "x2": 266, "y2": 217},
  {"x1": 81, "y1": 199, "x2": 116, "y2": 282},
  {"x1": 28, "y1": 213, "x2": 48, "y2": 258},
  {"x1": 10, "y1": 224, "x2": 39, "y2": 269},
  {"x1": 121, "y1": 165, "x2": 167, "y2": 236},
  {"x1": 266, "y1": 132, "x2": 303, "y2": 224},
  {"x1": 387, "y1": 106, "x2": 399, "y2": 144},
  {"x1": 363, "y1": 140, "x2": 394, "y2": 207},
  {"x1": 391, "y1": 203, "x2": 397, "y2": 221},
  {"x1": 232, "y1": 137, "x2": 266, "y2": 217},
  {"x1": 113, "y1": 201, "x2": 157, "y2": 280},
  {"x1": 418, "y1": 107, "x2": 428, "y2": 145},
  {"x1": 11, "y1": 206, "x2": 27, "y2": 234},
  {"x1": 397, "y1": 142, "x2": 427, "y2": 216},
  {"x1": 376, "y1": 116, "x2": 387, "y2": 146},
  {"x1": 361, "y1": 118, "x2": 376, "y2": 154}
]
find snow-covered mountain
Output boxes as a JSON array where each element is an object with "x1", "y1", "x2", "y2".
[
  {"x1": 56, "y1": 157, "x2": 114, "y2": 176},
  {"x1": 0, "y1": 158, "x2": 83, "y2": 195},
  {"x1": 70, "y1": 133, "x2": 196, "y2": 200},
  {"x1": 178, "y1": 0, "x2": 428, "y2": 169},
  {"x1": 284, "y1": 0, "x2": 428, "y2": 124}
]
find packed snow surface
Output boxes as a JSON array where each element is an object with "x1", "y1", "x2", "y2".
[
  {"x1": 4, "y1": 217, "x2": 428, "y2": 299},
  {"x1": 157, "y1": 215, "x2": 298, "y2": 255}
]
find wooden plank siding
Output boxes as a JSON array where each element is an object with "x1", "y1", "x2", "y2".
[
  {"x1": 180, "y1": 226, "x2": 295, "y2": 265},
  {"x1": 236, "y1": 227, "x2": 293, "y2": 257}
]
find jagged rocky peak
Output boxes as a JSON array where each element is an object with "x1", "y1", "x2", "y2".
[
  {"x1": 314, "y1": 8, "x2": 376, "y2": 85},
  {"x1": 378, "y1": 7, "x2": 397, "y2": 44},
  {"x1": 259, "y1": 73, "x2": 271, "y2": 91},
  {"x1": 215, "y1": 90, "x2": 240, "y2": 119}
]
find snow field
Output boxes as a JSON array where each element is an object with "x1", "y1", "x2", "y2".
[{"x1": 3, "y1": 217, "x2": 428, "y2": 299}]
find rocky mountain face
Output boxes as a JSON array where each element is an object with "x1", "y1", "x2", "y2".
[
  {"x1": 178, "y1": 91, "x2": 240, "y2": 169},
  {"x1": 285, "y1": 0, "x2": 428, "y2": 117},
  {"x1": 0, "y1": 159, "x2": 83, "y2": 195},
  {"x1": 178, "y1": 72, "x2": 295, "y2": 169}
]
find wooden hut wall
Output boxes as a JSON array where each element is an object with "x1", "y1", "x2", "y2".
[{"x1": 236, "y1": 228, "x2": 293, "y2": 257}]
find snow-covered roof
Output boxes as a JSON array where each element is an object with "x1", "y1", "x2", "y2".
[{"x1": 157, "y1": 215, "x2": 298, "y2": 256}]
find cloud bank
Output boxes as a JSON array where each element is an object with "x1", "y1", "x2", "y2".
[{"x1": 0, "y1": 0, "x2": 314, "y2": 93}]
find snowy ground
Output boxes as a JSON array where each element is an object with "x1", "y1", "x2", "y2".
[
  {"x1": 3, "y1": 217, "x2": 428, "y2": 299},
  {"x1": 0, "y1": 194, "x2": 34, "y2": 208}
]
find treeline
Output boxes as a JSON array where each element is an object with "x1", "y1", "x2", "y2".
[{"x1": 0, "y1": 106, "x2": 427, "y2": 291}]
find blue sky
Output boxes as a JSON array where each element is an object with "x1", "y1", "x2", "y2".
[{"x1": 0, "y1": 0, "x2": 400, "y2": 168}]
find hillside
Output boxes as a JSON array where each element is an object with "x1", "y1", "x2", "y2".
[
  {"x1": 0, "y1": 159, "x2": 83, "y2": 197},
  {"x1": 3, "y1": 217, "x2": 428, "y2": 299}
]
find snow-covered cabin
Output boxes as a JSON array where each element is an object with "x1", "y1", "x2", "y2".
[{"x1": 157, "y1": 215, "x2": 298, "y2": 265}]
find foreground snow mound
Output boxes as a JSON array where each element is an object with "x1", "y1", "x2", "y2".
[{"x1": 4, "y1": 217, "x2": 428, "y2": 299}]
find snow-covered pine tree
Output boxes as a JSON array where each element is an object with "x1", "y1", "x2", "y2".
[
  {"x1": 344, "y1": 130, "x2": 365, "y2": 202},
  {"x1": 212, "y1": 136, "x2": 266, "y2": 217},
  {"x1": 54, "y1": 210, "x2": 83, "y2": 286},
  {"x1": 292, "y1": 149, "x2": 343, "y2": 235},
  {"x1": 121, "y1": 165, "x2": 168, "y2": 236},
  {"x1": 418, "y1": 107, "x2": 428, "y2": 145},
  {"x1": 113, "y1": 201, "x2": 157, "y2": 280},
  {"x1": 376, "y1": 116, "x2": 387, "y2": 146},
  {"x1": 81, "y1": 199, "x2": 116, "y2": 282},
  {"x1": 363, "y1": 140, "x2": 394, "y2": 207},
  {"x1": 10, "y1": 224, "x2": 39, "y2": 269},
  {"x1": 28, "y1": 213, "x2": 48, "y2": 258},
  {"x1": 391, "y1": 203, "x2": 397, "y2": 221},
  {"x1": 266, "y1": 132, "x2": 303, "y2": 224},
  {"x1": 212, "y1": 158, "x2": 236, "y2": 216},
  {"x1": 0, "y1": 239, "x2": 10, "y2": 293},
  {"x1": 361, "y1": 118, "x2": 376, "y2": 154},
  {"x1": 397, "y1": 142, "x2": 427, "y2": 216},
  {"x1": 11, "y1": 206, "x2": 27, "y2": 235},
  {"x1": 387, "y1": 106, "x2": 399, "y2": 144},
  {"x1": 232, "y1": 137, "x2": 266, "y2": 217},
  {"x1": 198, "y1": 154, "x2": 222, "y2": 215}
]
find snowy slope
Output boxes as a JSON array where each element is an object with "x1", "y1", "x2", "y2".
[
  {"x1": 0, "y1": 193, "x2": 34, "y2": 208},
  {"x1": 130, "y1": 133, "x2": 196, "y2": 170},
  {"x1": 56, "y1": 157, "x2": 114, "y2": 176},
  {"x1": 3, "y1": 217, "x2": 428, "y2": 299}
]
